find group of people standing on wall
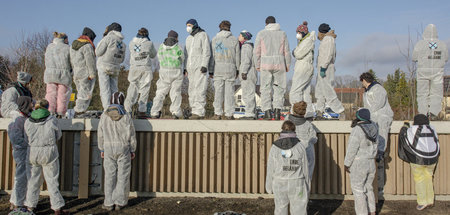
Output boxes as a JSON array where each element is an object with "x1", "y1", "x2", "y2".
[{"x1": 0, "y1": 15, "x2": 447, "y2": 215}]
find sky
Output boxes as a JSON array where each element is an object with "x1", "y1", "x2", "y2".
[{"x1": 0, "y1": 0, "x2": 449, "y2": 80}]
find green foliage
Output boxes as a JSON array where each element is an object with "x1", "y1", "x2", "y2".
[{"x1": 383, "y1": 68, "x2": 416, "y2": 119}]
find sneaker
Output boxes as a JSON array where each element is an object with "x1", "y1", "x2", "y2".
[
  {"x1": 211, "y1": 115, "x2": 222, "y2": 120},
  {"x1": 416, "y1": 205, "x2": 427, "y2": 211},
  {"x1": 274, "y1": 109, "x2": 281, "y2": 120},
  {"x1": 223, "y1": 116, "x2": 234, "y2": 120},
  {"x1": 263, "y1": 110, "x2": 273, "y2": 120},
  {"x1": 190, "y1": 114, "x2": 203, "y2": 120},
  {"x1": 115, "y1": 204, "x2": 127, "y2": 211},
  {"x1": 102, "y1": 204, "x2": 114, "y2": 211}
]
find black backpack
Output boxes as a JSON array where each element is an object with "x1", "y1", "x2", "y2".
[{"x1": 398, "y1": 125, "x2": 440, "y2": 165}]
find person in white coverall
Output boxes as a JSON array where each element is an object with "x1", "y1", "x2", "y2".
[
  {"x1": 344, "y1": 108, "x2": 379, "y2": 215},
  {"x1": 184, "y1": 19, "x2": 211, "y2": 119},
  {"x1": 70, "y1": 27, "x2": 97, "y2": 117},
  {"x1": 315, "y1": 23, "x2": 344, "y2": 116},
  {"x1": 1, "y1": 72, "x2": 33, "y2": 118},
  {"x1": 96, "y1": 22, "x2": 126, "y2": 110},
  {"x1": 24, "y1": 99, "x2": 67, "y2": 214},
  {"x1": 266, "y1": 121, "x2": 309, "y2": 215},
  {"x1": 360, "y1": 72, "x2": 393, "y2": 197},
  {"x1": 290, "y1": 21, "x2": 315, "y2": 117},
  {"x1": 124, "y1": 27, "x2": 157, "y2": 118},
  {"x1": 238, "y1": 30, "x2": 257, "y2": 120},
  {"x1": 210, "y1": 20, "x2": 240, "y2": 120},
  {"x1": 254, "y1": 16, "x2": 291, "y2": 120},
  {"x1": 98, "y1": 92, "x2": 137, "y2": 211},
  {"x1": 151, "y1": 30, "x2": 185, "y2": 119},
  {"x1": 412, "y1": 24, "x2": 448, "y2": 119},
  {"x1": 7, "y1": 96, "x2": 32, "y2": 210}
]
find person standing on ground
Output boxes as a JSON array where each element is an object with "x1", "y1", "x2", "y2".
[
  {"x1": 70, "y1": 27, "x2": 97, "y2": 118},
  {"x1": 210, "y1": 20, "x2": 240, "y2": 120},
  {"x1": 1, "y1": 72, "x2": 33, "y2": 118},
  {"x1": 124, "y1": 27, "x2": 157, "y2": 118},
  {"x1": 44, "y1": 32, "x2": 72, "y2": 118},
  {"x1": 254, "y1": 16, "x2": 291, "y2": 120}
]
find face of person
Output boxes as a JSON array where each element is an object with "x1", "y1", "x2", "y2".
[
  {"x1": 64, "y1": 38, "x2": 69, "y2": 44},
  {"x1": 238, "y1": 34, "x2": 245, "y2": 42},
  {"x1": 361, "y1": 79, "x2": 370, "y2": 89}
]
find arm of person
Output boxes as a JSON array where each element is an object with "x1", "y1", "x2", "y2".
[
  {"x1": 344, "y1": 127, "x2": 361, "y2": 168},
  {"x1": 318, "y1": 37, "x2": 334, "y2": 69},
  {"x1": 95, "y1": 38, "x2": 108, "y2": 57},
  {"x1": 149, "y1": 41, "x2": 157, "y2": 59},
  {"x1": 201, "y1": 33, "x2": 211, "y2": 69},
  {"x1": 239, "y1": 44, "x2": 252, "y2": 74},
  {"x1": 265, "y1": 148, "x2": 275, "y2": 194},
  {"x1": 283, "y1": 32, "x2": 291, "y2": 71},
  {"x1": 84, "y1": 45, "x2": 97, "y2": 78},
  {"x1": 97, "y1": 115, "x2": 105, "y2": 152},
  {"x1": 128, "y1": 116, "x2": 137, "y2": 154},
  {"x1": 293, "y1": 38, "x2": 314, "y2": 60},
  {"x1": 235, "y1": 40, "x2": 241, "y2": 73},
  {"x1": 253, "y1": 34, "x2": 261, "y2": 70}
]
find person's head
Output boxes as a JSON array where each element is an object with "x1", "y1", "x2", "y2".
[
  {"x1": 82, "y1": 27, "x2": 96, "y2": 41},
  {"x1": 239, "y1": 30, "x2": 252, "y2": 42},
  {"x1": 35, "y1": 99, "x2": 49, "y2": 110},
  {"x1": 413, "y1": 114, "x2": 430, "y2": 125},
  {"x1": 17, "y1": 96, "x2": 33, "y2": 115},
  {"x1": 296, "y1": 21, "x2": 309, "y2": 39},
  {"x1": 111, "y1": 92, "x2": 125, "y2": 106},
  {"x1": 281, "y1": 120, "x2": 296, "y2": 132},
  {"x1": 359, "y1": 72, "x2": 375, "y2": 89},
  {"x1": 186, "y1": 19, "x2": 198, "y2": 33},
  {"x1": 292, "y1": 101, "x2": 307, "y2": 117},
  {"x1": 168, "y1": 30, "x2": 179, "y2": 40},
  {"x1": 265, "y1": 16, "x2": 276, "y2": 25},
  {"x1": 137, "y1": 27, "x2": 149, "y2": 39},
  {"x1": 109, "y1": 22, "x2": 122, "y2": 32},
  {"x1": 219, "y1": 20, "x2": 231, "y2": 31},
  {"x1": 356, "y1": 108, "x2": 371, "y2": 121},
  {"x1": 53, "y1": 32, "x2": 68, "y2": 44},
  {"x1": 17, "y1": 71, "x2": 32, "y2": 86},
  {"x1": 318, "y1": 23, "x2": 331, "y2": 34}
]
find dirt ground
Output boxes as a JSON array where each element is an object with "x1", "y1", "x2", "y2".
[{"x1": 0, "y1": 195, "x2": 449, "y2": 215}]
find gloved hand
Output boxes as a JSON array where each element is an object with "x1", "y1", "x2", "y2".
[
  {"x1": 241, "y1": 73, "x2": 247, "y2": 80},
  {"x1": 376, "y1": 150, "x2": 384, "y2": 162},
  {"x1": 209, "y1": 72, "x2": 214, "y2": 79},
  {"x1": 320, "y1": 67, "x2": 326, "y2": 78},
  {"x1": 88, "y1": 75, "x2": 95, "y2": 80},
  {"x1": 201, "y1": 67, "x2": 207, "y2": 73}
]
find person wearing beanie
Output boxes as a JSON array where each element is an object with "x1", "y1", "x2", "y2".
[
  {"x1": 96, "y1": 22, "x2": 126, "y2": 110},
  {"x1": 360, "y1": 72, "x2": 393, "y2": 197},
  {"x1": 413, "y1": 24, "x2": 449, "y2": 120},
  {"x1": 7, "y1": 96, "x2": 32, "y2": 211},
  {"x1": 1, "y1": 72, "x2": 33, "y2": 118},
  {"x1": 285, "y1": 101, "x2": 318, "y2": 182},
  {"x1": 124, "y1": 27, "x2": 157, "y2": 118},
  {"x1": 266, "y1": 120, "x2": 309, "y2": 215},
  {"x1": 151, "y1": 30, "x2": 185, "y2": 119},
  {"x1": 315, "y1": 23, "x2": 344, "y2": 118},
  {"x1": 254, "y1": 16, "x2": 291, "y2": 120},
  {"x1": 398, "y1": 114, "x2": 439, "y2": 211},
  {"x1": 70, "y1": 27, "x2": 97, "y2": 118},
  {"x1": 290, "y1": 21, "x2": 316, "y2": 117},
  {"x1": 345, "y1": 108, "x2": 379, "y2": 215},
  {"x1": 238, "y1": 30, "x2": 257, "y2": 120},
  {"x1": 98, "y1": 92, "x2": 137, "y2": 211},
  {"x1": 210, "y1": 20, "x2": 240, "y2": 120},
  {"x1": 184, "y1": 18, "x2": 211, "y2": 119},
  {"x1": 24, "y1": 99, "x2": 68, "y2": 214},
  {"x1": 44, "y1": 32, "x2": 72, "y2": 118}
]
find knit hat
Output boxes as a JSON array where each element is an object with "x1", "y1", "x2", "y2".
[
  {"x1": 186, "y1": 19, "x2": 198, "y2": 28},
  {"x1": 17, "y1": 71, "x2": 32, "y2": 84},
  {"x1": 168, "y1": 30, "x2": 178, "y2": 38},
  {"x1": 318, "y1": 23, "x2": 331, "y2": 33},
  {"x1": 17, "y1": 96, "x2": 32, "y2": 115},
  {"x1": 240, "y1": 30, "x2": 252, "y2": 40},
  {"x1": 413, "y1": 114, "x2": 430, "y2": 125},
  {"x1": 297, "y1": 21, "x2": 309, "y2": 35},
  {"x1": 219, "y1": 20, "x2": 231, "y2": 31},
  {"x1": 356, "y1": 108, "x2": 370, "y2": 121},
  {"x1": 111, "y1": 92, "x2": 125, "y2": 106},
  {"x1": 109, "y1": 22, "x2": 122, "y2": 32},
  {"x1": 82, "y1": 27, "x2": 96, "y2": 41},
  {"x1": 293, "y1": 101, "x2": 307, "y2": 117}
]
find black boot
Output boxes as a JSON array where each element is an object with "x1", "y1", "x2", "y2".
[
  {"x1": 274, "y1": 108, "x2": 281, "y2": 120},
  {"x1": 264, "y1": 110, "x2": 273, "y2": 120}
]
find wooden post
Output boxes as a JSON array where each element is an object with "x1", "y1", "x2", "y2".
[{"x1": 78, "y1": 131, "x2": 91, "y2": 199}]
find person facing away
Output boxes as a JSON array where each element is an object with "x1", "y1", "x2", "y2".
[
  {"x1": 238, "y1": 30, "x2": 257, "y2": 120},
  {"x1": 70, "y1": 27, "x2": 97, "y2": 118},
  {"x1": 96, "y1": 22, "x2": 126, "y2": 110},
  {"x1": 7, "y1": 96, "x2": 33, "y2": 211},
  {"x1": 314, "y1": 23, "x2": 344, "y2": 117},
  {"x1": 254, "y1": 16, "x2": 291, "y2": 120},
  {"x1": 290, "y1": 21, "x2": 316, "y2": 117},
  {"x1": 1, "y1": 72, "x2": 33, "y2": 118},
  {"x1": 285, "y1": 101, "x2": 317, "y2": 181},
  {"x1": 344, "y1": 108, "x2": 378, "y2": 215},
  {"x1": 412, "y1": 24, "x2": 448, "y2": 120},
  {"x1": 210, "y1": 20, "x2": 241, "y2": 120},
  {"x1": 24, "y1": 99, "x2": 68, "y2": 214},
  {"x1": 184, "y1": 18, "x2": 211, "y2": 119},
  {"x1": 44, "y1": 32, "x2": 72, "y2": 118},
  {"x1": 398, "y1": 114, "x2": 439, "y2": 211},
  {"x1": 124, "y1": 27, "x2": 157, "y2": 118},
  {"x1": 98, "y1": 92, "x2": 137, "y2": 211},
  {"x1": 151, "y1": 30, "x2": 185, "y2": 119},
  {"x1": 266, "y1": 120, "x2": 309, "y2": 215}
]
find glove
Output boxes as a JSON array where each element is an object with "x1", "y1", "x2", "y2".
[
  {"x1": 320, "y1": 67, "x2": 326, "y2": 78},
  {"x1": 201, "y1": 67, "x2": 207, "y2": 73},
  {"x1": 376, "y1": 150, "x2": 384, "y2": 162},
  {"x1": 209, "y1": 72, "x2": 214, "y2": 79},
  {"x1": 241, "y1": 73, "x2": 247, "y2": 80}
]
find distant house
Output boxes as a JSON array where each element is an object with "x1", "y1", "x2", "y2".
[{"x1": 234, "y1": 85, "x2": 261, "y2": 108}]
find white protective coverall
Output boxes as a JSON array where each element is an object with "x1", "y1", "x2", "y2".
[{"x1": 239, "y1": 41, "x2": 257, "y2": 118}]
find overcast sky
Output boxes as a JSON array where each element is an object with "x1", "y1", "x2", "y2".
[{"x1": 0, "y1": 0, "x2": 449, "y2": 80}]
